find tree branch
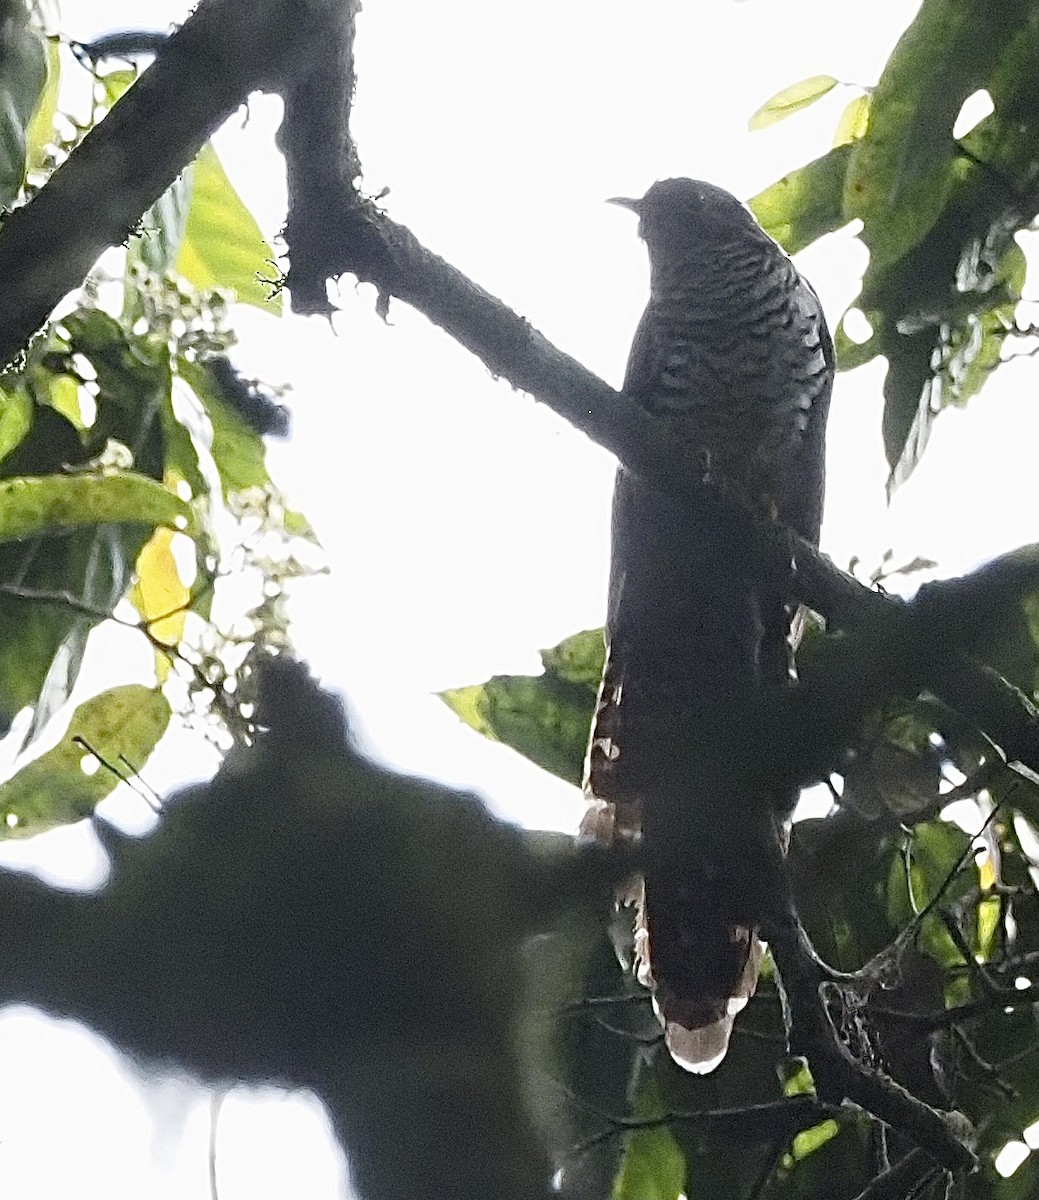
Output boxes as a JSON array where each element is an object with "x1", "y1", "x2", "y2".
[
  {"x1": 566, "y1": 1094, "x2": 830, "y2": 1163},
  {"x1": 0, "y1": 659, "x2": 629, "y2": 1200},
  {"x1": 278, "y1": 0, "x2": 363, "y2": 314},
  {"x1": 849, "y1": 1148, "x2": 942, "y2": 1200},
  {"x1": 765, "y1": 913, "x2": 977, "y2": 1173}
]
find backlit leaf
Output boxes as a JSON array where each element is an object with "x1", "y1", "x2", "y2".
[
  {"x1": 832, "y1": 94, "x2": 870, "y2": 147},
  {"x1": 750, "y1": 144, "x2": 852, "y2": 254},
  {"x1": 0, "y1": 386, "x2": 31, "y2": 465},
  {"x1": 135, "y1": 169, "x2": 193, "y2": 274},
  {"x1": 0, "y1": 473, "x2": 193, "y2": 544},
  {"x1": 844, "y1": 0, "x2": 1033, "y2": 268},
  {"x1": 748, "y1": 75, "x2": 838, "y2": 131},
  {"x1": 176, "y1": 143, "x2": 281, "y2": 314},
  {"x1": 97, "y1": 67, "x2": 136, "y2": 111},
  {"x1": 24, "y1": 34, "x2": 59, "y2": 173},
  {"x1": 0, "y1": 685, "x2": 170, "y2": 836},
  {"x1": 612, "y1": 1075, "x2": 685, "y2": 1200},
  {"x1": 129, "y1": 526, "x2": 190, "y2": 649},
  {"x1": 178, "y1": 357, "x2": 271, "y2": 498},
  {"x1": 440, "y1": 628, "x2": 602, "y2": 785},
  {"x1": 0, "y1": 14, "x2": 46, "y2": 206},
  {"x1": 885, "y1": 819, "x2": 973, "y2": 968}
]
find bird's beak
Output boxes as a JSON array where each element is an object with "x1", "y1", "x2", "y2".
[{"x1": 607, "y1": 196, "x2": 641, "y2": 213}]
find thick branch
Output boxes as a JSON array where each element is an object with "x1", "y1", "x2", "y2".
[
  {"x1": 765, "y1": 913, "x2": 977, "y2": 1173},
  {"x1": 278, "y1": 0, "x2": 363, "y2": 313},
  {"x1": 0, "y1": 660, "x2": 629, "y2": 1200},
  {"x1": 850, "y1": 1149, "x2": 942, "y2": 1200},
  {"x1": 767, "y1": 546, "x2": 1039, "y2": 788}
]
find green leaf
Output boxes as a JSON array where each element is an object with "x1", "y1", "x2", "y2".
[
  {"x1": 844, "y1": 0, "x2": 1033, "y2": 269},
  {"x1": 789, "y1": 1119, "x2": 840, "y2": 1162},
  {"x1": 439, "y1": 683, "x2": 488, "y2": 736},
  {"x1": 833, "y1": 310, "x2": 881, "y2": 371},
  {"x1": 284, "y1": 507, "x2": 320, "y2": 543},
  {"x1": 612, "y1": 1076, "x2": 685, "y2": 1200},
  {"x1": 30, "y1": 522, "x2": 152, "y2": 739},
  {"x1": 24, "y1": 34, "x2": 59, "y2": 173},
  {"x1": 842, "y1": 738, "x2": 941, "y2": 823},
  {"x1": 748, "y1": 75, "x2": 838, "y2": 131},
  {"x1": 789, "y1": 815, "x2": 898, "y2": 971},
  {"x1": 57, "y1": 308, "x2": 171, "y2": 478},
  {"x1": 442, "y1": 674, "x2": 594, "y2": 785},
  {"x1": 97, "y1": 67, "x2": 137, "y2": 111},
  {"x1": 963, "y1": 579, "x2": 1039, "y2": 699},
  {"x1": 944, "y1": 242, "x2": 1025, "y2": 408},
  {"x1": 774, "y1": 1121, "x2": 874, "y2": 1199},
  {"x1": 857, "y1": 13, "x2": 1039, "y2": 492},
  {"x1": 56, "y1": 308, "x2": 207, "y2": 496},
  {"x1": 175, "y1": 143, "x2": 281, "y2": 314},
  {"x1": 520, "y1": 915, "x2": 642, "y2": 1199},
  {"x1": 178, "y1": 356, "x2": 271, "y2": 497},
  {"x1": 832, "y1": 93, "x2": 870, "y2": 147},
  {"x1": 440, "y1": 628, "x2": 603, "y2": 786},
  {"x1": 0, "y1": 14, "x2": 46, "y2": 207},
  {"x1": 885, "y1": 818, "x2": 973, "y2": 968},
  {"x1": 160, "y1": 385, "x2": 208, "y2": 499},
  {"x1": 838, "y1": 42, "x2": 1034, "y2": 491},
  {"x1": 873, "y1": 232, "x2": 1026, "y2": 493},
  {"x1": 0, "y1": 385, "x2": 32, "y2": 465},
  {"x1": 0, "y1": 521, "x2": 153, "y2": 731},
  {"x1": 0, "y1": 473, "x2": 192, "y2": 544},
  {"x1": 750, "y1": 144, "x2": 853, "y2": 255},
  {"x1": 0, "y1": 685, "x2": 171, "y2": 836},
  {"x1": 539, "y1": 627, "x2": 606, "y2": 688}
]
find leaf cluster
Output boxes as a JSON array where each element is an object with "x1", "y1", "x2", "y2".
[
  {"x1": 0, "y1": 20, "x2": 313, "y2": 835},
  {"x1": 749, "y1": 0, "x2": 1039, "y2": 494}
]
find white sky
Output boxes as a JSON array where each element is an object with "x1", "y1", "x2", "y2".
[{"x1": 4, "y1": 0, "x2": 1039, "y2": 1196}]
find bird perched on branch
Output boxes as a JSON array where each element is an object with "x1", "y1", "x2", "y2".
[{"x1": 582, "y1": 178, "x2": 833, "y2": 1072}]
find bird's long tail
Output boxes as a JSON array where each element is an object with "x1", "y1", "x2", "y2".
[{"x1": 581, "y1": 636, "x2": 772, "y2": 1074}]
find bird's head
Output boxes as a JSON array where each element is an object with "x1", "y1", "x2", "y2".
[{"x1": 608, "y1": 178, "x2": 761, "y2": 260}]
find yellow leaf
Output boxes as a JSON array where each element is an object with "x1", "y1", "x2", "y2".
[
  {"x1": 978, "y1": 853, "x2": 996, "y2": 892},
  {"x1": 833, "y1": 93, "x2": 871, "y2": 147},
  {"x1": 749, "y1": 74, "x2": 839, "y2": 131},
  {"x1": 48, "y1": 372, "x2": 86, "y2": 429},
  {"x1": 130, "y1": 527, "x2": 190, "y2": 653}
]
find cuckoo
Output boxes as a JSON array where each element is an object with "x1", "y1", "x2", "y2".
[{"x1": 582, "y1": 178, "x2": 833, "y2": 1072}]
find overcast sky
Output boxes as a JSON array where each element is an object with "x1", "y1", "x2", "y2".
[{"x1": 5, "y1": 0, "x2": 1038, "y2": 1196}]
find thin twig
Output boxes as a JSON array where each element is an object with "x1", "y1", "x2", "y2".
[
  {"x1": 558, "y1": 992, "x2": 650, "y2": 1014},
  {"x1": 765, "y1": 910, "x2": 977, "y2": 1171},
  {"x1": 72, "y1": 737, "x2": 163, "y2": 814},
  {"x1": 209, "y1": 1088, "x2": 226, "y2": 1200},
  {"x1": 565, "y1": 1095, "x2": 829, "y2": 1164},
  {"x1": 849, "y1": 1148, "x2": 941, "y2": 1200},
  {"x1": 947, "y1": 1025, "x2": 1016, "y2": 1101}
]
